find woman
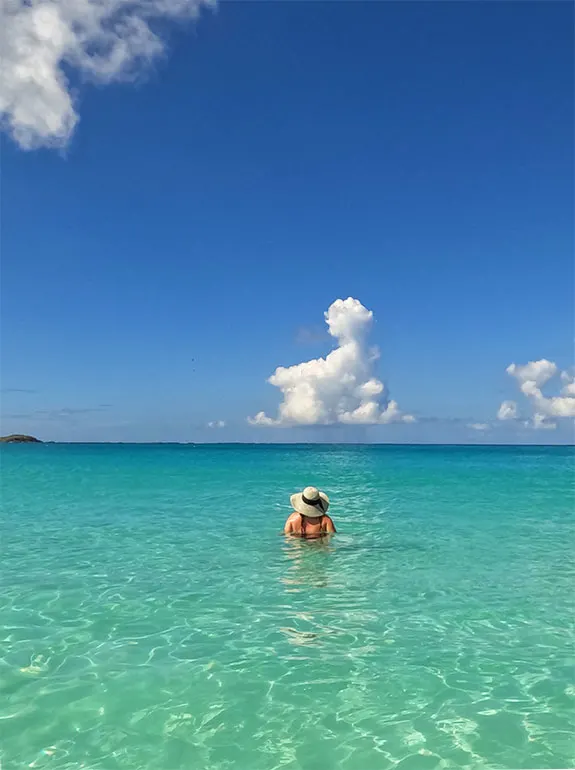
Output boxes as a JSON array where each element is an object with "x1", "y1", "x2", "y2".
[{"x1": 284, "y1": 486, "x2": 336, "y2": 538}]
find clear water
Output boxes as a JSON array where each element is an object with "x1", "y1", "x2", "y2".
[{"x1": 1, "y1": 444, "x2": 574, "y2": 770}]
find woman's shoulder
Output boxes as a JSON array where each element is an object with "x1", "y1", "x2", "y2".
[{"x1": 322, "y1": 514, "x2": 336, "y2": 532}]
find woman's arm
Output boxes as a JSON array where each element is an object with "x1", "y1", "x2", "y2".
[
  {"x1": 324, "y1": 515, "x2": 336, "y2": 533},
  {"x1": 284, "y1": 514, "x2": 296, "y2": 535}
]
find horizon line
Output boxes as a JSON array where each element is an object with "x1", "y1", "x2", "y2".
[{"x1": 3, "y1": 441, "x2": 573, "y2": 448}]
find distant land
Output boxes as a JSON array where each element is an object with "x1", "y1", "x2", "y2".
[{"x1": 0, "y1": 435, "x2": 42, "y2": 444}]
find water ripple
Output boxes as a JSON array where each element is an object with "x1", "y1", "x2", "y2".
[{"x1": 1, "y1": 444, "x2": 574, "y2": 769}]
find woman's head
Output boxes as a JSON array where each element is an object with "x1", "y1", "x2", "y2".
[{"x1": 290, "y1": 486, "x2": 330, "y2": 518}]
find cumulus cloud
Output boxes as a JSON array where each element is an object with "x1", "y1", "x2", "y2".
[
  {"x1": 468, "y1": 423, "x2": 489, "y2": 431},
  {"x1": 207, "y1": 420, "x2": 226, "y2": 428},
  {"x1": 0, "y1": 0, "x2": 212, "y2": 149},
  {"x1": 497, "y1": 400, "x2": 518, "y2": 421},
  {"x1": 498, "y1": 359, "x2": 575, "y2": 429},
  {"x1": 507, "y1": 360, "x2": 557, "y2": 394},
  {"x1": 249, "y1": 297, "x2": 413, "y2": 427}
]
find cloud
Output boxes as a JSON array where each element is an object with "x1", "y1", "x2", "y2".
[
  {"x1": 417, "y1": 416, "x2": 468, "y2": 425},
  {"x1": 249, "y1": 297, "x2": 413, "y2": 427},
  {"x1": 507, "y1": 360, "x2": 558, "y2": 394},
  {"x1": 532, "y1": 413, "x2": 557, "y2": 431},
  {"x1": 468, "y1": 423, "x2": 489, "y2": 431},
  {"x1": 207, "y1": 420, "x2": 226, "y2": 428},
  {"x1": 560, "y1": 371, "x2": 575, "y2": 397},
  {"x1": 2, "y1": 406, "x2": 110, "y2": 421},
  {"x1": 51, "y1": 407, "x2": 106, "y2": 416},
  {"x1": 0, "y1": 388, "x2": 37, "y2": 394},
  {"x1": 497, "y1": 400, "x2": 518, "y2": 421},
  {"x1": 41, "y1": 407, "x2": 110, "y2": 419},
  {"x1": 1, "y1": 0, "x2": 212, "y2": 150},
  {"x1": 498, "y1": 359, "x2": 575, "y2": 428}
]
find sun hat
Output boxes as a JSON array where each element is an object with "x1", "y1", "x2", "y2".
[{"x1": 290, "y1": 486, "x2": 330, "y2": 518}]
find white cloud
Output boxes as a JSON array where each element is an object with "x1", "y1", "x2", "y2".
[
  {"x1": 532, "y1": 414, "x2": 557, "y2": 431},
  {"x1": 497, "y1": 400, "x2": 518, "y2": 421},
  {"x1": 207, "y1": 420, "x2": 226, "y2": 429},
  {"x1": 0, "y1": 0, "x2": 212, "y2": 150},
  {"x1": 249, "y1": 297, "x2": 413, "y2": 427},
  {"x1": 468, "y1": 423, "x2": 489, "y2": 431},
  {"x1": 507, "y1": 360, "x2": 557, "y2": 390},
  {"x1": 560, "y1": 371, "x2": 575, "y2": 397},
  {"x1": 501, "y1": 359, "x2": 575, "y2": 427}
]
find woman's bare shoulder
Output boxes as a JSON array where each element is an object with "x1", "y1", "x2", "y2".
[
  {"x1": 284, "y1": 511, "x2": 301, "y2": 534},
  {"x1": 323, "y1": 514, "x2": 336, "y2": 532}
]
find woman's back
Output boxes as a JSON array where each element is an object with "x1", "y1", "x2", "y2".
[{"x1": 284, "y1": 511, "x2": 336, "y2": 538}]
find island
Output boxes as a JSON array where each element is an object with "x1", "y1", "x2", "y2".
[{"x1": 0, "y1": 434, "x2": 42, "y2": 443}]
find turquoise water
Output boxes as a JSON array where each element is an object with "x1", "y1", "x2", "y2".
[{"x1": 1, "y1": 444, "x2": 574, "y2": 770}]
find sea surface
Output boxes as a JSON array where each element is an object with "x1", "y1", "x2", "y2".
[{"x1": 1, "y1": 444, "x2": 574, "y2": 770}]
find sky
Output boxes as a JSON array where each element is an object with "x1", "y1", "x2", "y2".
[{"x1": 1, "y1": 1, "x2": 573, "y2": 443}]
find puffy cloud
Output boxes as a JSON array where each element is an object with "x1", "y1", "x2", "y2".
[
  {"x1": 500, "y1": 359, "x2": 575, "y2": 426},
  {"x1": 249, "y1": 412, "x2": 276, "y2": 427},
  {"x1": 497, "y1": 400, "x2": 518, "y2": 421},
  {"x1": 1, "y1": 0, "x2": 212, "y2": 150},
  {"x1": 507, "y1": 360, "x2": 557, "y2": 390},
  {"x1": 468, "y1": 423, "x2": 489, "y2": 431},
  {"x1": 207, "y1": 420, "x2": 226, "y2": 429},
  {"x1": 249, "y1": 297, "x2": 413, "y2": 427},
  {"x1": 541, "y1": 396, "x2": 575, "y2": 418}
]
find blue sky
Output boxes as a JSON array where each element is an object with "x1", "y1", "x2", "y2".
[{"x1": 1, "y1": 1, "x2": 573, "y2": 443}]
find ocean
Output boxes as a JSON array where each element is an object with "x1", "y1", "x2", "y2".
[{"x1": 1, "y1": 444, "x2": 574, "y2": 770}]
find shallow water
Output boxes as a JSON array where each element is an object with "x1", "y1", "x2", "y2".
[{"x1": 1, "y1": 444, "x2": 574, "y2": 769}]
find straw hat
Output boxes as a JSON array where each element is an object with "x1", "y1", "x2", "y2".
[{"x1": 290, "y1": 486, "x2": 330, "y2": 518}]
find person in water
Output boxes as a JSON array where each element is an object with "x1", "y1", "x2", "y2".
[{"x1": 284, "y1": 486, "x2": 336, "y2": 538}]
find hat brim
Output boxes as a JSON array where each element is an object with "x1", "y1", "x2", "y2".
[{"x1": 290, "y1": 491, "x2": 330, "y2": 518}]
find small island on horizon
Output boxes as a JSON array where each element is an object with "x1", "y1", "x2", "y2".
[{"x1": 0, "y1": 434, "x2": 42, "y2": 444}]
